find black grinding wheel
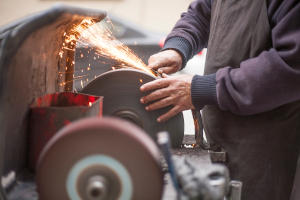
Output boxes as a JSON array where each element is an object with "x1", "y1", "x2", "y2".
[{"x1": 81, "y1": 69, "x2": 184, "y2": 147}]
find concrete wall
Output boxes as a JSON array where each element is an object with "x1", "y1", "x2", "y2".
[{"x1": 0, "y1": 0, "x2": 193, "y2": 33}]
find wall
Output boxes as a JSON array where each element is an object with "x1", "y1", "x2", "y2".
[{"x1": 0, "y1": 0, "x2": 193, "y2": 33}]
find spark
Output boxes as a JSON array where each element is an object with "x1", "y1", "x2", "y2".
[
  {"x1": 58, "y1": 17, "x2": 156, "y2": 87},
  {"x1": 73, "y1": 18, "x2": 155, "y2": 76},
  {"x1": 59, "y1": 51, "x2": 63, "y2": 58},
  {"x1": 62, "y1": 47, "x2": 75, "y2": 51},
  {"x1": 73, "y1": 74, "x2": 88, "y2": 80},
  {"x1": 139, "y1": 79, "x2": 143, "y2": 83},
  {"x1": 61, "y1": 78, "x2": 86, "y2": 86},
  {"x1": 59, "y1": 71, "x2": 79, "y2": 74},
  {"x1": 89, "y1": 102, "x2": 92, "y2": 107}
]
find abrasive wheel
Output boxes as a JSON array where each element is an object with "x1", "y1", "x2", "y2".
[
  {"x1": 36, "y1": 117, "x2": 163, "y2": 200},
  {"x1": 81, "y1": 69, "x2": 184, "y2": 147}
]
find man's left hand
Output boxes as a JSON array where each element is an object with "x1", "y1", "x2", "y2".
[{"x1": 140, "y1": 74, "x2": 195, "y2": 122}]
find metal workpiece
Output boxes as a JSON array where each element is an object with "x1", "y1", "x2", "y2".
[
  {"x1": 36, "y1": 117, "x2": 164, "y2": 200},
  {"x1": 0, "y1": 5, "x2": 106, "y2": 176},
  {"x1": 28, "y1": 92, "x2": 103, "y2": 170},
  {"x1": 81, "y1": 68, "x2": 184, "y2": 147}
]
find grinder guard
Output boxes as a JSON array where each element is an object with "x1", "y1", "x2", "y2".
[{"x1": 0, "y1": 4, "x2": 106, "y2": 181}]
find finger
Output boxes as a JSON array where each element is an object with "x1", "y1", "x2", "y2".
[
  {"x1": 146, "y1": 96, "x2": 173, "y2": 111},
  {"x1": 140, "y1": 78, "x2": 170, "y2": 92},
  {"x1": 148, "y1": 61, "x2": 161, "y2": 70},
  {"x1": 161, "y1": 73, "x2": 169, "y2": 78},
  {"x1": 148, "y1": 58, "x2": 169, "y2": 70},
  {"x1": 141, "y1": 88, "x2": 171, "y2": 104},
  {"x1": 158, "y1": 66, "x2": 176, "y2": 74},
  {"x1": 157, "y1": 105, "x2": 182, "y2": 122}
]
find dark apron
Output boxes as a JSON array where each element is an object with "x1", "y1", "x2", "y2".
[
  {"x1": 203, "y1": 0, "x2": 300, "y2": 199},
  {"x1": 290, "y1": 155, "x2": 300, "y2": 200}
]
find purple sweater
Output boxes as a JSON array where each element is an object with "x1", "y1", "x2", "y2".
[{"x1": 163, "y1": 0, "x2": 300, "y2": 115}]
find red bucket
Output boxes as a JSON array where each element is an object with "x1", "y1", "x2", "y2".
[{"x1": 28, "y1": 92, "x2": 103, "y2": 170}]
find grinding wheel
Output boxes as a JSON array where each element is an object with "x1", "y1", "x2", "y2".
[
  {"x1": 81, "y1": 69, "x2": 184, "y2": 147},
  {"x1": 37, "y1": 117, "x2": 163, "y2": 200}
]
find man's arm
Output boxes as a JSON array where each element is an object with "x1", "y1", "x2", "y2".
[
  {"x1": 213, "y1": 2, "x2": 300, "y2": 115},
  {"x1": 162, "y1": 0, "x2": 212, "y2": 68},
  {"x1": 141, "y1": 0, "x2": 212, "y2": 122}
]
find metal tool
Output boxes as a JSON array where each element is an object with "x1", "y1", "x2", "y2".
[
  {"x1": 157, "y1": 132, "x2": 180, "y2": 191},
  {"x1": 81, "y1": 68, "x2": 184, "y2": 147},
  {"x1": 150, "y1": 68, "x2": 163, "y2": 77},
  {"x1": 36, "y1": 117, "x2": 163, "y2": 200}
]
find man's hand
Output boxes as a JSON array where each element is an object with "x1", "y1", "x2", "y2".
[
  {"x1": 140, "y1": 74, "x2": 195, "y2": 122},
  {"x1": 148, "y1": 50, "x2": 183, "y2": 74}
]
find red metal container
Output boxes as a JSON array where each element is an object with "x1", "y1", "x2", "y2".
[{"x1": 28, "y1": 92, "x2": 103, "y2": 170}]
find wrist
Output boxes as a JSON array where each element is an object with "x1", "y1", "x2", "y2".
[
  {"x1": 191, "y1": 74, "x2": 217, "y2": 110},
  {"x1": 162, "y1": 37, "x2": 192, "y2": 69}
]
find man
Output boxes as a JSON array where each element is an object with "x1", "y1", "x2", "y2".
[{"x1": 140, "y1": 0, "x2": 300, "y2": 199}]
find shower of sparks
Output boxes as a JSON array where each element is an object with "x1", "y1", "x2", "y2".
[{"x1": 59, "y1": 18, "x2": 156, "y2": 80}]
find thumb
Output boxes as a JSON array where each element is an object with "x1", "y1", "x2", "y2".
[
  {"x1": 162, "y1": 73, "x2": 169, "y2": 78},
  {"x1": 148, "y1": 61, "x2": 160, "y2": 70},
  {"x1": 158, "y1": 66, "x2": 177, "y2": 74}
]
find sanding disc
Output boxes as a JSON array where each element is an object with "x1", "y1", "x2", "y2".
[
  {"x1": 36, "y1": 117, "x2": 163, "y2": 200},
  {"x1": 81, "y1": 69, "x2": 184, "y2": 147}
]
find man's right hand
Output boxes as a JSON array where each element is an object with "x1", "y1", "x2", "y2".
[{"x1": 148, "y1": 49, "x2": 183, "y2": 74}]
